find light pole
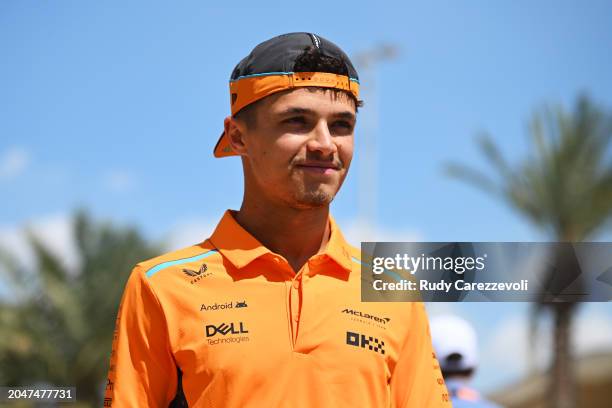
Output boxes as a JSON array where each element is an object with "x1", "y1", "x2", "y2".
[{"x1": 353, "y1": 44, "x2": 398, "y2": 240}]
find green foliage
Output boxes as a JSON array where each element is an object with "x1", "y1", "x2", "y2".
[
  {"x1": 446, "y1": 94, "x2": 612, "y2": 241},
  {"x1": 0, "y1": 209, "x2": 162, "y2": 406},
  {"x1": 446, "y1": 94, "x2": 612, "y2": 407}
]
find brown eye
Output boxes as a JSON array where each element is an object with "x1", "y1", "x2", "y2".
[
  {"x1": 332, "y1": 121, "x2": 354, "y2": 134},
  {"x1": 334, "y1": 121, "x2": 352, "y2": 129},
  {"x1": 284, "y1": 117, "x2": 306, "y2": 124}
]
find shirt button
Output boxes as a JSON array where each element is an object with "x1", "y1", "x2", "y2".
[
  {"x1": 292, "y1": 280, "x2": 300, "y2": 289},
  {"x1": 293, "y1": 314, "x2": 300, "y2": 322}
]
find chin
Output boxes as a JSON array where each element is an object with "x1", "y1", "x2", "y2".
[{"x1": 291, "y1": 190, "x2": 334, "y2": 209}]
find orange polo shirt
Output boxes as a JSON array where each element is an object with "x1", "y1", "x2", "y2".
[{"x1": 104, "y1": 210, "x2": 450, "y2": 407}]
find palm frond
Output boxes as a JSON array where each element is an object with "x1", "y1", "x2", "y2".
[
  {"x1": 444, "y1": 162, "x2": 500, "y2": 196},
  {"x1": 476, "y1": 131, "x2": 513, "y2": 180}
]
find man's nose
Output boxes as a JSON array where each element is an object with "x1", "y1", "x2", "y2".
[{"x1": 307, "y1": 120, "x2": 337, "y2": 156}]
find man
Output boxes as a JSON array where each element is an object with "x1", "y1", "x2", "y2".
[
  {"x1": 430, "y1": 315, "x2": 502, "y2": 408},
  {"x1": 104, "y1": 32, "x2": 449, "y2": 407}
]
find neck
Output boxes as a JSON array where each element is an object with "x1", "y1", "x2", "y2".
[{"x1": 235, "y1": 198, "x2": 331, "y2": 273}]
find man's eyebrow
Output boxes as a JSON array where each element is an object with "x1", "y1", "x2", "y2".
[
  {"x1": 334, "y1": 111, "x2": 357, "y2": 121},
  {"x1": 275, "y1": 107, "x2": 312, "y2": 117},
  {"x1": 275, "y1": 107, "x2": 356, "y2": 121}
]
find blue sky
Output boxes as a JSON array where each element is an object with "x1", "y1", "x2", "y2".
[{"x1": 1, "y1": 0, "x2": 611, "y2": 394}]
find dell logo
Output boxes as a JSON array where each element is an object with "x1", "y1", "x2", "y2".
[{"x1": 205, "y1": 322, "x2": 249, "y2": 337}]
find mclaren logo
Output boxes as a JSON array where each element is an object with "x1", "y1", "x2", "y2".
[{"x1": 342, "y1": 308, "x2": 390, "y2": 324}]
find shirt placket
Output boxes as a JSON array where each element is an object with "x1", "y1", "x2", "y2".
[
  {"x1": 289, "y1": 271, "x2": 302, "y2": 347},
  {"x1": 287, "y1": 259, "x2": 315, "y2": 349},
  {"x1": 270, "y1": 255, "x2": 303, "y2": 349}
]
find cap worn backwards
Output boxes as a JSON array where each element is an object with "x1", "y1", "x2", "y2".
[{"x1": 213, "y1": 32, "x2": 360, "y2": 158}]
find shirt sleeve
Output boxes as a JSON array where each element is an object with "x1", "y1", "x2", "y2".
[
  {"x1": 103, "y1": 265, "x2": 178, "y2": 407},
  {"x1": 390, "y1": 302, "x2": 451, "y2": 408}
]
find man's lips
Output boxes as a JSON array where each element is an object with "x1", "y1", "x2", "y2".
[{"x1": 295, "y1": 162, "x2": 341, "y2": 175}]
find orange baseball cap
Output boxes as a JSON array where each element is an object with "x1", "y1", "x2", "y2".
[{"x1": 213, "y1": 32, "x2": 361, "y2": 158}]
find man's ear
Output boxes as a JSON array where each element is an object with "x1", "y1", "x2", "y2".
[{"x1": 224, "y1": 116, "x2": 249, "y2": 156}]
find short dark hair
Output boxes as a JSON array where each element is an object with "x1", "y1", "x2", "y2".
[{"x1": 233, "y1": 45, "x2": 364, "y2": 129}]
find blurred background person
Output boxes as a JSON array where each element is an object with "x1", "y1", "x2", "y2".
[{"x1": 431, "y1": 315, "x2": 502, "y2": 408}]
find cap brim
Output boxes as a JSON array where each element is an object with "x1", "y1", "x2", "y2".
[{"x1": 213, "y1": 129, "x2": 238, "y2": 158}]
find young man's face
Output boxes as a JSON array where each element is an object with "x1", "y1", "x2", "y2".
[{"x1": 227, "y1": 87, "x2": 356, "y2": 210}]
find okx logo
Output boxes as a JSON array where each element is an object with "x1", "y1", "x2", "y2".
[
  {"x1": 346, "y1": 331, "x2": 385, "y2": 355},
  {"x1": 206, "y1": 322, "x2": 249, "y2": 337}
]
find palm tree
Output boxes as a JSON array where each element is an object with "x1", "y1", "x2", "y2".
[
  {"x1": 445, "y1": 94, "x2": 612, "y2": 408},
  {"x1": 0, "y1": 210, "x2": 161, "y2": 406}
]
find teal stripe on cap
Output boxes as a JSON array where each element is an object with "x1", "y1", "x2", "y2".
[
  {"x1": 230, "y1": 72, "x2": 293, "y2": 82},
  {"x1": 230, "y1": 71, "x2": 360, "y2": 84},
  {"x1": 145, "y1": 249, "x2": 219, "y2": 278}
]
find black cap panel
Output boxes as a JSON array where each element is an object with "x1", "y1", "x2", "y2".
[{"x1": 229, "y1": 32, "x2": 358, "y2": 82}]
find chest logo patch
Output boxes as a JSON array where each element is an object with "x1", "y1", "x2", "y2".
[
  {"x1": 182, "y1": 263, "x2": 211, "y2": 284},
  {"x1": 206, "y1": 322, "x2": 249, "y2": 337},
  {"x1": 346, "y1": 331, "x2": 385, "y2": 355}
]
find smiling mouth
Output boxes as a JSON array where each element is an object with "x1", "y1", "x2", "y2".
[{"x1": 295, "y1": 164, "x2": 340, "y2": 175}]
